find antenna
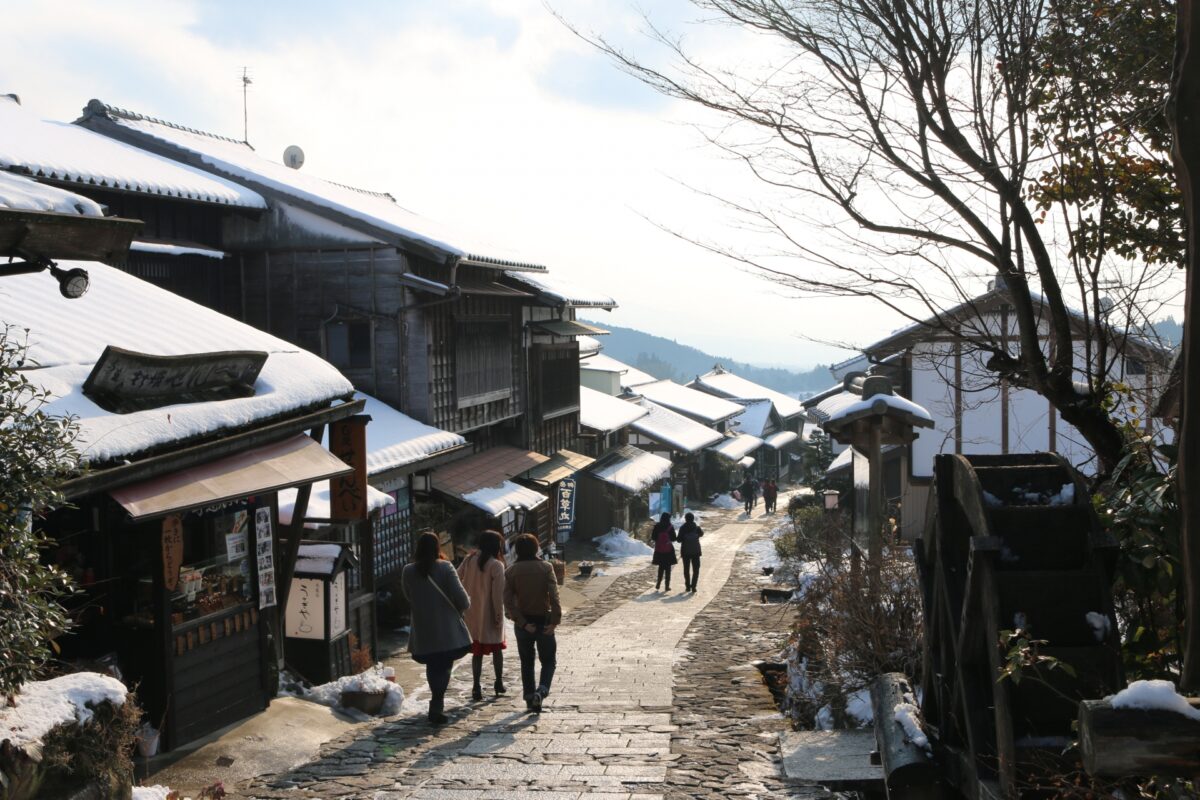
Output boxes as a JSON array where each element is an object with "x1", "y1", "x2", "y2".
[{"x1": 241, "y1": 67, "x2": 253, "y2": 143}]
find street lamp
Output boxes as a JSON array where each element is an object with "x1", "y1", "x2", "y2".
[{"x1": 50, "y1": 265, "x2": 89, "y2": 299}]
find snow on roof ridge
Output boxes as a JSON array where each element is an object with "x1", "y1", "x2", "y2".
[{"x1": 88, "y1": 99, "x2": 250, "y2": 147}]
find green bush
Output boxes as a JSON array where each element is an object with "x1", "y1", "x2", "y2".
[{"x1": 0, "y1": 328, "x2": 80, "y2": 700}]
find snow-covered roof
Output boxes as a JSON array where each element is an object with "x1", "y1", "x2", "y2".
[
  {"x1": 129, "y1": 240, "x2": 226, "y2": 259},
  {"x1": 827, "y1": 447, "x2": 853, "y2": 473},
  {"x1": 730, "y1": 399, "x2": 773, "y2": 438},
  {"x1": 580, "y1": 385, "x2": 647, "y2": 433},
  {"x1": 3, "y1": 260, "x2": 353, "y2": 466},
  {"x1": 738, "y1": 456, "x2": 755, "y2": 468},
  {"x1": 85, "y1": 101, "x2": 545, "y2": 271},
  {"x1": 0, "y1": 96, "x2": 264, "y2": 208},
  {"x1": 707, "y1": 433, "x2": 764, "y2": 462},
  {"x1": 503, "y1": 270, "x2": 617, "y2": 309},
  {"x1": 691, "y1": 366, "x2": 806, "y2": 419},
  {"x1": 810, "y1": 389, "x2": 934, "y2": 428},
  {"x1": 463, "y1": 480, "x2": 547, "y2": 515},
  {"x1": 588, "y1": 444, "x2": 672, "y2": 494},
  {"x1": 293, "y1": 542, "x2": 348, "y2": 575},
  {"x1": 358, "y1": 393, "x2": 466, "y2": 475},
  {"x1": 579, "y1": 352, "x2": 657, "y2": 387},
  {"x1": 0, "y1": 170, "x2": 104, "y2": 216},
  {"x1": 278, "y1": 481, "x2": 396, "y2": 529},
  {"x1": 577, "y1": 335, "x2": 603, "y2": 357},
  {"x1": 631, "y1": 399, "x2": 724, "y2": 453},
  {"x1": 635, "y1": 379, "x2": 745, "y2": 425},
  {"x1": 762, "y1": 430, "x2": 800, "y2": 449}
]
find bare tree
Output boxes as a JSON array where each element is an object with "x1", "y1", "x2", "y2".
[{"x1": 575, "y1": 0, "x2": 1180, "y2": 474}]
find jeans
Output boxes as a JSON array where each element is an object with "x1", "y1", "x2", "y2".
[
  {"x1": 514, "y1": 615, "x2": 557, "y2": 697},
  {"x1": 682, "y1": 555, "x2": 700, "y2": 589}
]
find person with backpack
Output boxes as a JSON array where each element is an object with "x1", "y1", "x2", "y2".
[
  {"x1": 650, "y1": 512, "x2": 678, "y2": 592},
  {"x1": 676, "y1": 512, "x2": 703, "y2": 593}
]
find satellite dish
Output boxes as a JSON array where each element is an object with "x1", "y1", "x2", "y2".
[{"x1": 283, "y1": 145, "x2": 305, "y2": 170}]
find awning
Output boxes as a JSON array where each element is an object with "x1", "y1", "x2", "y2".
[
  {"x1": 462, "y1": 480, "x2": 547, "y2": 515},
  {"x1": 455, "y1": 274, "x2": 533, "y2": 297},
  {"x1": 524, "y1": 449, "x2": 596, "y2": 486},
  {"x1": 763, "y1": 430, "x2": 800, "y2": 449},
  {"x1": 707, "y1": 433, "x2": 764, "y2": 462},
  {"x1": 528, "y1": 319, "x2": 610, "y2": 337},
  {"x1": 588, "y1": 444, "x2": 672, "y2": 494},
  {"x1": 738, "y1": 456, "x2": 756, "y2": 469},
  {"x1": 110, "y1": 434, "x2": 352, "y2": 521}
]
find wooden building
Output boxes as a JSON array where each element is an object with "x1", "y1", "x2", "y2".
[{"x1": 2, "y1": 260, "x2": 362, "y2": 752}]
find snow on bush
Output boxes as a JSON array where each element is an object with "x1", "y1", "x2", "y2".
[
  {"x1": 710, "y1": 493, "x2": 741, "y2": 510},
  {"x1": 594, "y1": 528, "x2": 653, "y2": 560},
  {"x1": 295, "y1": 665, "x2": 404, "y2": 718},
  {"x1": 1, "y1": 672, "x2": 127, "y2": 750},
  {"x1": 1110, "y1": 679, "x2": 1200, "y2": 721},
  {"x1": 1085, "y1": 611, "x2": 1111, "y2": 642},
  {"x1": 132, "y1": 787, "x2": 174, "y2": 800}
]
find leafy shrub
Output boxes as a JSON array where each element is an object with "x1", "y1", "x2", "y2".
[{"x1": 0, "y1": 328, "x2": 80, "y2": 700}]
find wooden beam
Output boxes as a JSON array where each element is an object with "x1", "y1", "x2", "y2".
[{"x1": 1079, "y1": 697, "x2": 1200, "y2": 778}]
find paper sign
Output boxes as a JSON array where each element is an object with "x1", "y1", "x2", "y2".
[
  {"x1": 254, "y1": 507, "x2": 276, "y2": 609},
  {"x1": 162, "y1": 515, "x2": 183, "y2": 591}
]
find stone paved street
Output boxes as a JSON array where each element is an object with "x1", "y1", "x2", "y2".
[{"x1": 232, "y1": 507, "x2": 828, "y2": 800}]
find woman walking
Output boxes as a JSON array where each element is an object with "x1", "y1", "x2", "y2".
[
  {"x1": 401, "y1": 532, "x2": 472, "y2": 724},
  {"x1": 677, "y1": 512, "x2": 703, "y2": 593},
  {"x1": 763, "y1": 479, "x2": 779, "y2": 514},
  {"x1": 650, "y1": 512, "x2": 677, "y2": 592},
  {"x1": 503, "y1": 534, "x2": 561, "y2": 712},
  {"x1": 457, "y1": 530, "x2": 508, "y2": 701}
]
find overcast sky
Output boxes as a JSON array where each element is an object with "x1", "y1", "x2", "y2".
[{"x1": 3, "y1": 0, "x2": 940, "y2": 370}]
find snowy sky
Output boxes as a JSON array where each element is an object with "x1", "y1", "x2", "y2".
[{"x1": 2, "y1": 0, "x2": 929, "y2": 370}]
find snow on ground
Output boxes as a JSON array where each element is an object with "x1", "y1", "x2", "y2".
[
  {"x1": 292, "y1": 665, "x2": 404, "y2": 720},
  {"x1": 594, "y1": 528, "x2": 653, "y2": 560},
  {"x1": 132, "y1": 787, "x2": 173, "y2": 800},
  {"x1": 709, "y1": 493, "x2": 742, "y2": 510},
  {"x1": 0, "y1": 672, "x2": 127, "y2": 751},
  {"x1": 1111, "y1": 679, "x2": 1200, "y2": 720}
]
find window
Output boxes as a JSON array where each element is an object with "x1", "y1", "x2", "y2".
[
  {"x1": 535, "y1": 345, "x2": 580, "y2": 418},
  {"x1": 455, "y1": 320, "x2": 513, "y2": 407},
  {"x1": 325, "y1": 320, "x2": 372, "y2": 370}
]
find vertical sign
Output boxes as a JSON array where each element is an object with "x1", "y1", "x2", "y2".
[
  {"x1": 254, "y1": 507, "x2": 277, "y2": 609},
  {"x1": 285, "y1": 577, "x2": 324, "y2": 639},
  {"x1": 162, "y1": 515, "x2": 183, "y2": 591},
  {"x1": 555, "y1": 477, "x2": 577, "y2": 544},
  {"x1": 330, "y1": 416, "x2": 369, "y2": 520},
  {"x1": 329, "y1": 572, "x2": 347, "y2": 637}
]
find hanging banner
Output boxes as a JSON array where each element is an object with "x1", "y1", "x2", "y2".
[
  {"x1": 254, "y1": 506, "x2": 277, "y2": 609},
  {"x1": 161, "y1": 515, "x2": 183, "y2": 592},
  {"x1": 329, "y1": 416, "x2": 369, "y2": 521},
  {"x1": 555, "y1": 477, "x2": 577, "y2": 544}
]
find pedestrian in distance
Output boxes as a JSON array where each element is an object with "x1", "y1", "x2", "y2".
[
  {"x1": 763, "y1": 478, "x2": 778, "y2": 514},
  {"x1": 401, "y1": 532, "x2": 472, "y2": 725},
  {"x1": 503, "y1": 533, "x2": 561, "y2": 712},
  {"x1": 457, "y1": 529, "x2": 508, "y2": 701},
  {"x1": 650, "y1": 512, "x2": 677, "y2": 592},
  {"x1": 751, "y1": 476, "x2": 762, "y2": 510},
  {"x1": 677, "y1": 512, "x2": 703, "y2": 593},
  {"x1": 739, "y1": 474, "x2": 756, "y2": 515}
]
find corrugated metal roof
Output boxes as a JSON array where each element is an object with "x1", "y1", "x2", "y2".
[{"x1": 529, "y1": 319, "x2": 610, "y2": 337}]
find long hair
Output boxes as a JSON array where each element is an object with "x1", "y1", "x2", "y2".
[
  {"x1": 477, "y1": 529, "x2": 504, "y2": 569},
  {"x1": 513, "y1": 533, "x2": 539, "y2": 562},
  {"x1": 652, "y1": 512, "x2": 672, "y2": 535},
  {"x1": 413, "y1": 531, "x2": 443, "y2": 576}
]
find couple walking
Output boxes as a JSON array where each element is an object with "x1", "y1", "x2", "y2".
[
  {"x1": 650, "y1": 512, "x2": 703, "y2": 593},
  {"x1": 400, "y1": 531, "x2": 561, "y2": 723}
]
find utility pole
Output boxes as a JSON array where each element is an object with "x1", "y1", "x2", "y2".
[{"x1": 241, "y1": 67, "x2": 252, "y2": 144}]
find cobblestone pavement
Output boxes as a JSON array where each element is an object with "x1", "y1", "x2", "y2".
[{"x1": 233, "y1": 509, "x2": 826, "y2": 799}]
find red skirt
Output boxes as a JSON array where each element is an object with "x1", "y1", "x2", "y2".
[{"x1": 470, "y1": 641, "x2": 507, "y2": 656}]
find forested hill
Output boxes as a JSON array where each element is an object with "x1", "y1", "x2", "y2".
[{"x1": 586, "y1": 321, "x2": 834, "y2": 397}]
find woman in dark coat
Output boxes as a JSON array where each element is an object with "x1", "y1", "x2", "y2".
[
  {"x1": 676, "y1": 512, "x2": 703, "y2": 593},
  {"x1": 650, "y1": 512, "x2": 677, "y2": 592},
  {"x1": 401, "y1": 532, "x2": 471, "y2": 724}
]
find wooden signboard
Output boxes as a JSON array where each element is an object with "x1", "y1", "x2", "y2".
[
  {"x1": 162, "y1": 515, "x2": 183, "y2": 591},
  {"x1": 329, "y1": 416, "x2": 369, "y2": 521},
  {"x1": 82, "y1": 345, "x2": 268, "y2": 413}
]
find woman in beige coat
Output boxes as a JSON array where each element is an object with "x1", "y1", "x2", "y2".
[{"x1": 457, "y1": 530, "x2": 507, "y2": 700}]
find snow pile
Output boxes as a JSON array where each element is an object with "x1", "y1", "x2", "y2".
[
  {"x1": 1110, "y1": 680, "x2": 1200, "y2": 721},
  {"x1": 744, "y1": 538, "x2": 780, "y2": 570},
  {"x1": 594, "y1": 528, "x2": 653, "y2": 560},
  {"x1": 845, "y1": 688, "x2": 873, "y2": 725},
  {"x1": 0, "y1": 170, "x2": 104, "y2": 215},
  {"x1": 669, "y1": 509, "x2": 704, "y2": 528},
  {"x1": 1049, "y1": 483, "x2": 1075, "y2": 506},
  {"x1": 1085, "y1": 611, "x2": 1111, "y2": 642},
  {"x1": 1, "y1": 672, "x2": 127, "y2": 751},
  {"x1": 302, "y1": 665, "x2": 404, "y2": 718},
  {"x1": 132, "y1": 787, "x2": 174, "y2": 800},
  {"x1": 709, "y1": 493, "x2": 742, "y2": 510},
  {"x1": 985, "y1": 482, "x2": 1077, "y2": 508},
  {"x1": 894, "y1": 702, "x2": 931, "y2": 752}
]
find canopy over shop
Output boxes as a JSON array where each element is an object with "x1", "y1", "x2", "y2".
[
  {"x1": 431, "y1": 446, "x2": 551, "y2": 549},
  {"x1": 577, "y1": 445, "x2": 673, "y2": 537}
]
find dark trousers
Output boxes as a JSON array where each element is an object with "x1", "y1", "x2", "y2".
[
  {"x1": 765, "y1": 496, "x2": 776, "y2": 513},
  {"x1": 744, "y1": 497, "x2": 754, "y2": 514},
  {"x1": 682, "y1": 555, "x2": 701, "y2": 589},
  {"x1": 514, "y1": 616, "x2": 556, "y2": 697},
  {"x1": 656, "y1": 564, "x2": 673, "y2": 589},
  {"x1": 424, "y1": 656, "x2": 454, "y2": 714}
]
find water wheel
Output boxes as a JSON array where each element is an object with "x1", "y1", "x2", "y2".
[{"x1": 914, "y1": 453, "x2": 1124, "y2": 799}]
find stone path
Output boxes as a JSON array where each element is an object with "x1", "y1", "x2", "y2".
[{"x1": 233, "y1": 509, "x2": 828, "y2": 799}]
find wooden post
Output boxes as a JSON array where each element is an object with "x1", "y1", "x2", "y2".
[
  {"x1": 870, "y1": 673, "x2": 942, "y2": 796},
  {"x1": 868, "y1": 422, "x2": 884, "y2": 603},
  {"x1": 1170, "y1": 0, "x2": 1200, "y2": 693},
  {"x1": 1079, "y1": 697, "x2": 1200, "y2": 778}
]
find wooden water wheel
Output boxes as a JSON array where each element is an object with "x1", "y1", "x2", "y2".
[{"x1": 913, "y1": 453, "x2": 1124, "y2": 798}]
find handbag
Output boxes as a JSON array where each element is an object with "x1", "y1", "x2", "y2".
[{"x1": 425, "y1": 572, "x2": 472, "y2": 660}]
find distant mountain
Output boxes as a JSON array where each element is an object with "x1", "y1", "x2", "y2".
[
  {"x1": 1147, "y1": 316, "x2": 1182, "y2": 346},
  {"x1": 586, "y1": 321, "x2": 834, "y2": 396}
]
